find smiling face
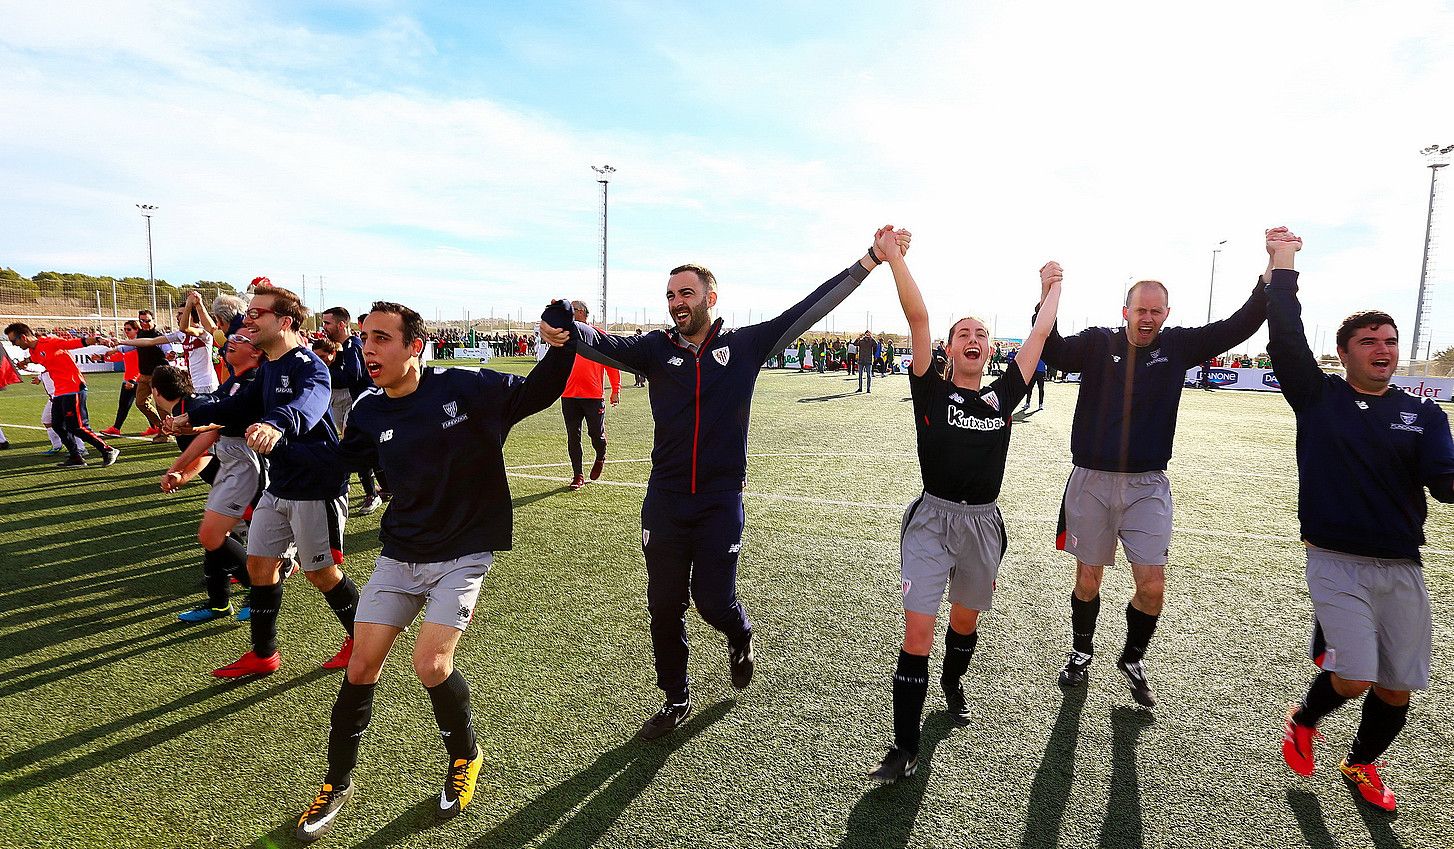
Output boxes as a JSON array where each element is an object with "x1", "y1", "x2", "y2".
[
  {"x1": 665, "y1": 270, "x2": 716, "y2": 338},
  {"x1": 947, "y1": 317, "x2": 990, "y2": 378},
  {"x1": 1123, "y1": 281, "x2": 1170, "y2": 348},
  {"x1": 224, "y1": 336, "x2": 262, "y2": 374},
  {"x1": 1339, "y1": 323, "x2": 1399, "y2": 392}
]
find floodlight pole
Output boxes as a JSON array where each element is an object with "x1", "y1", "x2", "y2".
[
  {"x1": 1206, "y1": 240, "x2": 1227, "y2": 324},
  {"x1": 1413, "y1": 144, "x2": 1453, "y2": 361},
  {"x1": 136, "y1": 204, "x2": 158, "y2": 314},
  {"x1": 592, "y1": 165, "x2": 616, "y2": 325}
]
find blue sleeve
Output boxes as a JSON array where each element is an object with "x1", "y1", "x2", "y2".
[
  {"x1": 1038, "y1": 321, "x2": 1095, "y2": 373},
  {"x1": 573, "y1": 323, "x2": 652, "y2": 375},
  {"x1": 500, "y1": 342, "x2": 576, "y2": 431},
  {"x1": 189, "y1": 367, "x2": 263, "y2": 426},
  {"x1": 261, "y1": 353, "x2": 334, "y2": 437},
  {"x1": 1264, "y1": 270, "x2": 1326, "y2": 411},
  {"x1": 1177, "y1": 277, "x2": 1269, "y2": 365},
  {"x1": 1419, "y1": 403, "x2": 1454, "y2": 501}
]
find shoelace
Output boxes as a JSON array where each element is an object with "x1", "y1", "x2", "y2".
[
  {"x1": 447, "y1": 760, "x2": 470, "y2": 798},
  {"x1": 305, "y1": 787, "x2": 335, "y2": 817}
]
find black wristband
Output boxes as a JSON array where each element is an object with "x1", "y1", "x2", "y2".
[{"x1": 868, "y1": 246, "x2": 884, "y2": 265}]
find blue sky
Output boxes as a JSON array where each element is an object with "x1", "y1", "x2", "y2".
[{"x1": 3, "y1": 1, "x2": 1452, "y2": 354}]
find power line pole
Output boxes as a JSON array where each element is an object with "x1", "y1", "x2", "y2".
[{"x1": 136, "y1": 204, "x2": 158, "y2": 314}]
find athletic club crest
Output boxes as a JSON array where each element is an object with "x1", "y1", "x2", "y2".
[
  {"x1": 444, "y1": 401, "x2": 459, "y2": 418},
  {"x1": 713, "y1": 347, "x2": 730, "y2": 366},
  {"x1": 982, "y1": 391, "x2": 1000, "y2": 412},
  {"x1": 1400, "y1": 411, "x2": 1417, "y2": 425},
  {"x1": 280, "y1": 375, "x2": 290, "y2": 389}
]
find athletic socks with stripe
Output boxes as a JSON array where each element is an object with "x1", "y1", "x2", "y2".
[
  {"x1": 426, "y1": 670, "x2": 478, "y2": 762},
  {"x1": 249, "y1": 582, "x2": 283, "y2": 658},
  {"x1": 201, "y1": 547, "x2": 235, "y2": 610},
  {"x1": 1120, "y1": 602, "x2": 1158, "y2": 664},
  {"x1": 323, "y1": 575, "x2": 359, "y2": 638},
  {"x1": 892, "y1": 650, "x2": 930, "y2": 757},
  {"x1": 325, "y1": 679, "x2": 376, "y2": 789},
  {"x1": 1070, "y1": 592, "x2": 1100, "y2": 655},
  {"x1": 941, "y1": 626, "x2": 978, "y2": 683}
]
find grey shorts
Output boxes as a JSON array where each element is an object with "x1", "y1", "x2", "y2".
[
  {"x1": 900, "y1": 494, "x2": 1007, "y2": 615},
  {"x1": 247, "y1": 491, "x2": 347, "y2": 570},
  {"x1": 330, "y1": 389, "x2": 352, "y2": 436},
  {"x1": 203, "y1": 436, "x2": 261, "y2": 519},
  {"x1": 1305, "y1": 546, "x2": 1431, "y2": 691},
  {"x1": 1059, "y1": 466, "x2": 1172, "y2": 566},
  {"x1": 357, "y1": 551, "x2": 494, "y2": 632}
]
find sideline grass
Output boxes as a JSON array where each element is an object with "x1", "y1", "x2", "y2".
[{"x1": 1, "y1": 362, "x2": 1451, "y2": 848}]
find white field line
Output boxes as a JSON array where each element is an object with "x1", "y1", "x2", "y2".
[{"x1": 0, "y1": 422, "x2": 156, "y2": 442}]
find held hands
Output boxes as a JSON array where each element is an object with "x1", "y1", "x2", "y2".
[
  {"x1": 538, "y1": 321, "x2": 570, "y2": 347},
  {"x1": 245, "y1": 422, "x2": 283, "y2": 454},
  {"x1": 1266, "y1": 226, "x2": 1302, "y2": 255},
  {"x1": 1040, "y1": 262, "x2": 1064, "y2": 299},
  {"x1": 873, "y1": 225, "x2": 913, "y2": 263},
  {"x1": 162, "y1": 414, "x2": 189, "y2": 435}
]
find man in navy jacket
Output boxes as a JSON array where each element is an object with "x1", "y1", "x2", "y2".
[{"x1": 573, "y1": 226, "x2": 907, "y2": 738}]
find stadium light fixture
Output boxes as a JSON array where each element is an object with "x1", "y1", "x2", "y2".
[
  {"x1": 1412, "y1": 145, "x2": 1453, "y2": 361},
  {"x1": 136, "y1": 204, "x2": 159, "y2": 315},
  {"x1": 1206, "y1": 240, "x2": 1227, "y2": 324},
  {"x1": 592, "y1": 165, "x2": 616, "y2": 326}
]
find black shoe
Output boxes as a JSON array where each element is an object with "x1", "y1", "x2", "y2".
[
  {"x1": 1116, "y1": 657, "x2": 1157, "y2": 707},
  {"x1": 638, "y1": 698, "x2": 691, "y2": 740},
  {"x1": 868, "y1": 747, "x2": 919, "y2": 783},
  {"x1": 295, "y1": 781, "x2": 355, "y2": 843},
  {"x1": 0, "y1": 441, "x2": 10, "y2": 450},
  {"x1": 942, "y1": 678, "x2": 970, "y2": 725},
  {"x1": 55, "y1": 456, "x2": 87, "y2": 468},
  {"x1": 1058, "y1": 651, "x2": 1093, "y2": 687},
  {"x1": 102, "y1": 446, "x2": 121, "y2": 466},
  {"x1": 729, "y1": 633, "x2": 754, "y2": 690}
]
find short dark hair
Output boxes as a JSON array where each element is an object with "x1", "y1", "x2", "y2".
[
  {"x1": 151, "y1": 365, "x2": 193, "y2": 402},
  {"x1": 5, "y1": 322, "x2": 33, "y2": 340},
  {"x1": 670, "y1": 263, "x2": 718, "y2": 293},
  {"x1": 323, "y1": 306, "x2": 351, "y2": 323},
  {"x1": 366, "y1": 301, "x2": 427, "y2": 346},
  {"x1": 311, "y1": 338, "x2": 341, "y2": 355},
  {"x1": 1336, "y1": 310, "x2": 1398, "y2": 350},
  {"x1": 138, "y1": 309, "x2": 154, "y2": 319}
]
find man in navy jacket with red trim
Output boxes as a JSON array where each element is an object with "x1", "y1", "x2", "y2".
[{"x1": 573, "y1": 227, "x2": 906, "y2": 738}]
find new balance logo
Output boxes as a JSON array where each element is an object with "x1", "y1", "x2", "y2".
[
  {"x1": 380, "y1": 429, "x2": 394, "y2": 442},
  {"x1": 1112, "y1": 355, "x2": 1122, "y2": 363},
  {"x1": 667, "y1": 356, "x2": 684, "y2": 367},
  {"x1": 312, "y1": 554, "x2": 327, "y2": 563},
  {"x1": 728, "y1": 543, "x2": 740, "y2": 554},
  {"x1": 458, "y1": 605, "x2": 472, "y2": 621}
]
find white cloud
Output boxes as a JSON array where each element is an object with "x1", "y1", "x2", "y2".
[{"x1": 1, "y1": 0, "x2": 1451, "y2": 358}]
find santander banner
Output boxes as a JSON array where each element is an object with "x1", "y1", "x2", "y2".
[{"x1": 1178, "y1": 366, "x2": 1454, "y2": 401}]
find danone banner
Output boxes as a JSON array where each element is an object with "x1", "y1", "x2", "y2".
[{"x1": 1180, "y1": 366, "x2": 1454, "y2": 401}]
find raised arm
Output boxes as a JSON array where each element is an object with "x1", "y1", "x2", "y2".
[
  {"x1": 1016, "y1": 262, "x2": 1065, "y2": 383},
  {"x1": 502, "y1": 310, "x2": 580, "y2": 429},
  {"x1": 1262, "y1": 228, "x2": 1324, "y2": 410},
  {"x1": 879, "y1": 228, "x2": 933, "y2": 377},
  {"x1": 741, "y1": 226, "x2": 908, "y2": 364}
]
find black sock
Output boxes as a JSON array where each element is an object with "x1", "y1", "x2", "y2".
[
  {"x1": 1120, "y1": 602, "x2": 1159, "y2": 664},
  {"x1": 1071, "y1": 592, "x2": 1100, "y2": 655},
  {"x1": 249, "y1": 582, "x2": 283, "y2": 658},
  {"x1": 201, "y1": 546, "x2": 233, "y2": 610},
  {"x1": 892, "y1": 650, "x2": 930, "y2": 756},
  {"x1": 323, "y1": 575, "x2": 359, "y2": 638},
  {"x1": 325, "y1": 679, "x2": 376, "y2": 788},
  {"x1": 426, "y1": 670, "x2": 478, "y2": 762},
  {"x1": 1292, "y1": 671, "x2": 1348, "y2": 728},
  {"x1": 1348, "y1": 691, "x2": 1409, "y2": 765},
  {"x1": 220, "y1": 535, "x2": 250, "y2": 587},
  {"x1": 941, "y1": 626, "x2": 979, "y2": 684}
]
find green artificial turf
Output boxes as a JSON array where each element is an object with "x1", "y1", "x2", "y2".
[{"x1": 0, "y1": 362, "x2": 1450, "y2": 848}]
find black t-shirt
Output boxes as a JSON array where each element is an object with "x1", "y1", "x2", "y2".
[
  {"x1": 135, "y1": 328, "x2": 166, "y2": 375},
  {"x1": 909, "y1": 364, "x2": 1028, "y2": 504}
]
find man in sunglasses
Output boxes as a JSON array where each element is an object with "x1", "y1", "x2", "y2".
[
  {"x1": 169, "y1": 284, "x2": 357, "y2": 679},
  {"x1": 133, "y1": 309, "x2": 170, "y2": 442}
]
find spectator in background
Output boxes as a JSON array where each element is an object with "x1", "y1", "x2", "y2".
[
  {"x1": 101, "y1": 320, "x2": 141, "y2": 436},
  {"x1": 856, "y1": 330, "x2": 876, "y2": 394}
]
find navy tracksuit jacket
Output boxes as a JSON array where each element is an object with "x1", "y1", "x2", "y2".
[{"x1": 577, "y1": 260, "x2": 872, "y2": 699}]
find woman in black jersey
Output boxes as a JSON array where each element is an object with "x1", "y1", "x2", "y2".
[{"x1": 868, "y1": 229, "x2": 1064, "y2": 782}]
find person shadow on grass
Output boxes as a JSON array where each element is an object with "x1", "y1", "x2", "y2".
[
  {"x1": 350, "y1": 699, "x2": 735, "y2": 849},
  {"x1": 1097, "y1": 706, "x2": 1155, "y2": 849},
  {"x1": 837, "y1": 712, "x2": 956, "y2": 849},
  {"x1": 1018, "y1": 685, "x2": 1089, "y2": 849},
  {"x1": 1286, "y1": 782, "x2": 1406, "y2": 849}
]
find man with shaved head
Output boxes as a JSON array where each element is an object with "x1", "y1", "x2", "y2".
[{"x1": 1037, "y1": 234, "x2": 1275, "y2": 708}]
